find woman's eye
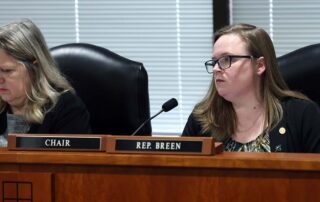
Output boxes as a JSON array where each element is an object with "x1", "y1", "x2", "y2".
[
  {"x1": 221, "y1": 57, "x2": 229, "y2": 64},
  {"x1": 1, "y1": 69, "x2": 13, "y2": 73}
]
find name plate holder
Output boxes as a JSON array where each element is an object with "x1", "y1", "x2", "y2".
[
  {"x1": 8, "y1": 134, "x2": 106, "y2": 152},
  {"x1": 106, "y1": 135, "x2": 223, "y2": 155}
]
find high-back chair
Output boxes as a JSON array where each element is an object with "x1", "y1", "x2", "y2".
[
  {"x1": 50, "y1": 43, "x2": 152, "y2": 135},
  {"x1": 278, "y1": 43, "x2": 320, "y2": 106}
]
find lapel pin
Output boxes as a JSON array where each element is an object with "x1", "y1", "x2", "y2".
[{"x1": 279, "y1": 127, "x2": 286, "y2": 135}]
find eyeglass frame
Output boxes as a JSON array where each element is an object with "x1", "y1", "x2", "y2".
[{"x1": 204, "y1": 55, "x2": 258, "y2": 74}]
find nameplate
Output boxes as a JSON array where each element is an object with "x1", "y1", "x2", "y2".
[
  {"x1": 7, "y1": 134, "x2": 106, "y2": 151},
  {"x1": 106, "y1": 135, "x2": 223, "y2": 155}
]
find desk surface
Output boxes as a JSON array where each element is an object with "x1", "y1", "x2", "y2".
[
  {"x1": 1, "y1": 148, "x2": 320, "y2": 171},
  {"x1": 1, "y1": 148, "x2": 320, "y2": 202}
]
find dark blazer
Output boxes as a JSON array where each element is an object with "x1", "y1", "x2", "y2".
[
  {"x1": 182, "y1": 98, "x2": 320, "y2": 153},
  {"x1": 0, "y1": 91, "x2": 91, "y2": 134}
]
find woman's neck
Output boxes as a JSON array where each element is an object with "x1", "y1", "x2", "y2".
[
  {"x1": 232, "y1": 101, "x2": 266, "y2": 144},
  {"x1": 10, "y1": 103, "x2": 27, "y2": 115}
]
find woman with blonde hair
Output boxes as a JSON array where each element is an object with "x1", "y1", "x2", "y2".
[
  {"x1": 0, "y1": 19, "x2": 90, "y2": 146},
  {"x1": 182, "y1": 23, "x2": 320, "y2": 153}
]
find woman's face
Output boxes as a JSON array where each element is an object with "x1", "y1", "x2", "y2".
[
  {"x1": 212, "y1": 34, "x2": 264, "y2": 103},
  {"x1": 0, "y1": 49, "x2": 31, "y2": 109}
]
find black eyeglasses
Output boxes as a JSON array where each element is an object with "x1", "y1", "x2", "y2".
[{"x1": 205, "y1": 55, "x2": 256, "y2": 73}]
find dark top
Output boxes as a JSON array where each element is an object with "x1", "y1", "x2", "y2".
[
  {"x1": 0, "y1": 91, "x2": 91, "y2": 134},
  {"x1": 182, "y1": 98, "x2": 320, "y2": 153}
]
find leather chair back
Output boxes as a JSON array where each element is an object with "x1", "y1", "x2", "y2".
[
  {"x1": 50, "y1": 43, "x2": 152, "y2": 135},
  {"x1": 278, "y1": 43, "x2": 320, "y2": 106}
]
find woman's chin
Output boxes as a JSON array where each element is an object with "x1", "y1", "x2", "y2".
[{"x1": 217, "y1": 91, "x2": 233, "y2": 102}]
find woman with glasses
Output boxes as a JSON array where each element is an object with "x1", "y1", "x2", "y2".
[
  {"x1": 182, "y1": 23, "x2": 320, "y2": 153},
  {"x1": 0, "y1": 19, "x2": 91, "y2": 147}
]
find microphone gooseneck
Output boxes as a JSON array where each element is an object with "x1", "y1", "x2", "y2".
[{"x1": 131, "y1": 98, "x2": 178, "y2": 136}]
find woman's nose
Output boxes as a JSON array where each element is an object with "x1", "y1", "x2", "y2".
[
  {"x1": 212, "y1": 63, "x2": 221, "y2": 73},
  {"x1": 0, "y1": 75, "x2": 5, "y2": 83}
]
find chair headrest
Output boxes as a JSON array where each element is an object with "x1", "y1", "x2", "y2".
[
  {"x1": 278, "y1": 43, "x2": 320, "y2": 106},
  {"x1": 51, "y1": 43, "x2": 152, "y2": 135}
]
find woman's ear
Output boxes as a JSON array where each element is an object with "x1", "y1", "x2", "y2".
[{"x1": 256, "y1": 57, "x2": 266, "y2": 76}]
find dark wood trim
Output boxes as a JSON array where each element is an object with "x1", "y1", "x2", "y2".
[{"x1": 213, "y1": 0, "x2": 230, "y2": 32}]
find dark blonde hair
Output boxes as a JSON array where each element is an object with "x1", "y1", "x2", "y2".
[
  {"x1": 193, "y1": 23, "x2": 307, "y2": 141},
  {"x1": 0, "y1": 18, "x2": 73, "y2": 123}
]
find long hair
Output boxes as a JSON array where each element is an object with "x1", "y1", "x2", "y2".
[
  {"x1": 0, "y1": 18, "x2": 73, "y2": 123},
  {"x1": 193, "y1": 24, "x2": 307, "y2": 141}
]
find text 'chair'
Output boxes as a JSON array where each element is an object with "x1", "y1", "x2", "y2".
[
  {"x1": 50, "y1": 43, "x2": 152, "y2": 135},
  {"x1": 278, "y1": 43, "x2": 320, "y2": 106}
]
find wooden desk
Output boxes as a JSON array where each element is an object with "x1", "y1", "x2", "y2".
[{"x1": 0, "y1": 148, "x2": 320, "y2": 202}]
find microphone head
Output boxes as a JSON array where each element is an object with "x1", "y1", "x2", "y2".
[{"x1": 162, "y1": 98, "x2": 178, "y2": 112}]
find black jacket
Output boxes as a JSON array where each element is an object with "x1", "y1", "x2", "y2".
[
  {"x1": 182, "y1": 98, "x2": 320, "y2": 153},
  {"x1": 0, "y1": 91, "x2": 91, "y2": 134}
]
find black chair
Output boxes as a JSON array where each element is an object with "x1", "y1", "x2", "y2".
[
  {"x1": 278, "y1": 43, "x2": 320, "y2": 106},
  {"x1": 50, "y1": 43, "x2": 152, "y2": 135}
]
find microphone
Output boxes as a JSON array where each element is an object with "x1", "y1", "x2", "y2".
[{"x1": 131, "y1": 98, "x2": 178, "y2": 136}]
